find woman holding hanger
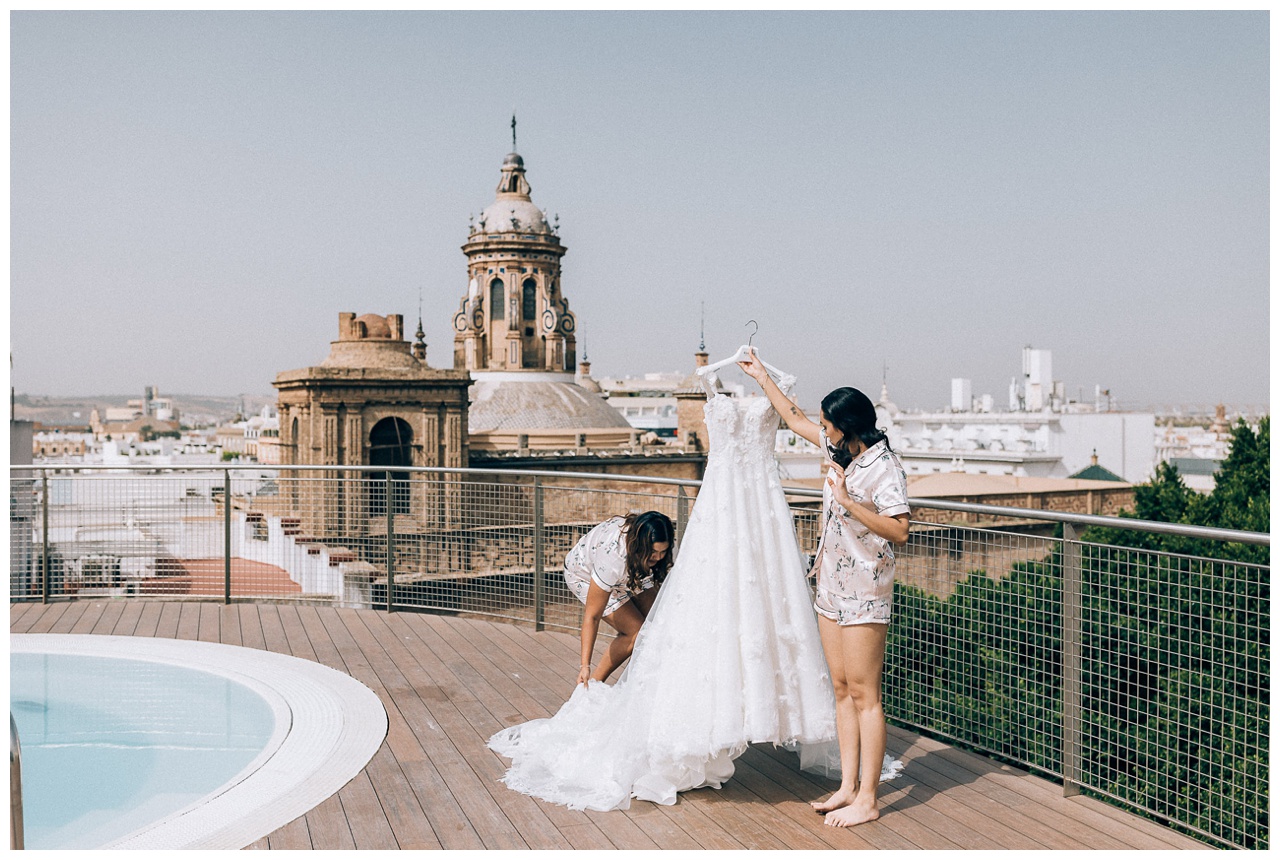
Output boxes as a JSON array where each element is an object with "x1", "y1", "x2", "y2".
[{"x1": 739, "y1": 350, "x2": 910, "y2": 828}]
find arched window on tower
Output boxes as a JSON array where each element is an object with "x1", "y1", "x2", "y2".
[
  {"x1": 489, "y1": 279, "x2": 505, "y2": 321},
  {"x1": 368, "y1": 417, "x2": 413, "y2": 517},
  {"x1": 522, "y1": 278, "x2": 537, "y2": 321}
]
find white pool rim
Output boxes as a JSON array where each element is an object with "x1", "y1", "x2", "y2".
[{"x1": 11, "y1": 634, "x2": 388, "y2": 850}]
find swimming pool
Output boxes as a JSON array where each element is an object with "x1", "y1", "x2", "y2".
[
  {"x1": 10, "y1": 634, "x2": 388, "y2": 849},
  {"x1": 11, "y1": 652, "x2": 283, "y2": 849}
]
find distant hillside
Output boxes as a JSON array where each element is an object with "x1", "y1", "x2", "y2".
[{"x1": 12, "y1": 392, "x2": 275, "y2": 427}]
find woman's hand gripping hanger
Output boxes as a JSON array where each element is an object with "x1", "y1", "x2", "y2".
[{"x1": 697, "y1": 320, "x2": 787, "y2": 380}]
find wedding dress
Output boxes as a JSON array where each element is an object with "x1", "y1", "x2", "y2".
[{"x1": 487, "y1": 376, "x2": 900, "y2": 811}]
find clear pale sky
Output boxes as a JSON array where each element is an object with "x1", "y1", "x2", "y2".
[{"x1": 10, "y1": 11, "x2": 1270, "y2": 411}]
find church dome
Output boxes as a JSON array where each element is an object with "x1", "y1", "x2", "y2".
[
  {"x1": 468, "y1": 379, "x2": 632, "y2": 433},
  {"x1": 478, "y1": 198, "x2": 552, "y2": 234},
  {"x1": 472, "y1": 149, "x2": 554, "y2": 236},
  {"x1": 354, "y1": 314, "x2": 393, "y2": 339}
]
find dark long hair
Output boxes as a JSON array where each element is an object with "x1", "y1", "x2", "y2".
[
  {"x1": 821, "y1": 387, "x2": 890, "y2": 469},
  {"x1": 622, "y1": 510, "x2": 675, "y2": 590}
]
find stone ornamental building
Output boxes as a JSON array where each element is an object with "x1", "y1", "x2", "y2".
[
  {"x1": 449, "y1": 145, "x2": 637, "y2": 452},
  {"x1": 274, "y1": 312, "x2": 470, "y2": 537},
  {"x1": 453, "y1": 150, "x2": 575, "y2": 374}
]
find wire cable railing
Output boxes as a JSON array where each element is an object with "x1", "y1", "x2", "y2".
[{"x1": 8, "y1": 463, "x2": 1269, "y2": 849}]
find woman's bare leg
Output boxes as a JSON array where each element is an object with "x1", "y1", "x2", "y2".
[
  {"x1": 591, "y1": 601, "x2": 645, "y2": 682},
  {"x1": 824, "y1": 623, "x2": 888, "y2": 827},
  {"x1": 812, "y1": 615, "x2": 861, "y2": 812}
]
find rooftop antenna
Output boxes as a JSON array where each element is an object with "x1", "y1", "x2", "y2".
[{"x1": 699, "y1": 302, "x2": 706, "y2": 351}]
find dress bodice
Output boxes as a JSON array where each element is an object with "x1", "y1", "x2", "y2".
[{"x1": 701, "y1": 374, "x2": 796, "y2": 470}]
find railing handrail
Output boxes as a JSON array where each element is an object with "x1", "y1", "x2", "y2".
[
  {"x1": 9, "y1": 462, "x2": 1269, "y2": 547},
  {"x1": 10, "y1": 714, "x2": 23, "y2": 851}
]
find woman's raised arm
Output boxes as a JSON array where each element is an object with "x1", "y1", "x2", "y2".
[{"x1": 739, "y1": 351, "x2": 821, "y2": 447}]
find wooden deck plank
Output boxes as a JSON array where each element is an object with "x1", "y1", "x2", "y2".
[
  {"x1": 265, "y1": 815, "x2": 312, "y2": 850},
  {"x1": 732, "y1": 747, "x2": 888, "y2": 850},
  {"x1": 8, "y1": 602, "x2": 35, "y2": 628},
  {"x1": 883, "y1": 741, "x2": 1086, "y2": 849},
  {"x1": 378, "y1": 614, "x2": 576, "y2": 849},
  {"x1": 746, "y1": 740, "x2": 982, "y2": 850},
  {"x1": 275, "y1": 604, "x2": 320, "y2": 662},
  {"x1": 315, "y1": 612, "x2": 490, "y2": 850},
  {"x1": 716, "y1": 754, "x2": 854, "y2": 850},
  {"x1": 356, "y1": 612, "x2": 584, "y2": 850},
  {"x1": 197, "y1": 603, "x2": 221, "y2": 643},
  {"x1": 409, "y1": 614, "x2": 650, "y2": 849},
  {"x1": 218, "y1": 604, "x2": 243, "y2": 647},
  {"x1": 931, "y1": 741, "x2": 1203, "y2": 851},
  {"x1": 580, "y1": 808, "x2": 660, "y2": 850},
  {"x1": 54, "y1": 600, "x2": 94, "y2": 634},
  {"x1": 299, "y1": 792, "x2": 355, "y2": 850},
  {"x1": 558, "y1": 822, "x2": 617, "y2": 849},
  {"x1": 256, "y1": 604, "x2": 291, "y2": 656},
  {"x1": 875, "y1": 739, "x2": 1088, "y2": 850},
  {"x1": 358, "y1": 746, "x2": 444, "y2": 850},
  {"x1": 897, "y1": 733, "x2": 1135, "y2": 849},
  {"x1": 330, "y1": 609, "x2": 536, "y2": 850},
  {"x1": 236, "y1": 603, "x2": 267, "y2": 650},
  {"x1": 44, "y1": 601, "x2": 88, "y2": 634},
  {"x1": 174, "y1": 601, "x2": 201, "y2": 640},
  {"x1": 89, "y1": 600, "x2": 127, "y2": 636},
  {"x1": 154, "y1": 601, "x2": 182, "y2": 639},
  {"x1": 334, "y1": 770, "x2": 399, "y2": 850},
  {"x1": 8, "y1": 602, "x2": 1209, "y2": 852},
  {"x1": 111, "y1": 600, "x2": 145, "y2": 636},
  {"x1": 19, "y1": 601, "x2": 68, "y2": 633},
  {"x1": 1068, "y1": 793, "x2": 1207, "y2": 849},
  {"x1": 132, "y1": 601, "x2": 164, "y2": 638}
]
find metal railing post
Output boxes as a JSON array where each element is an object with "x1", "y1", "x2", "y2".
[
  {"x1": 223, "y1": 470, "x2": 232, "y2": 604},
  {"x1": 386, "y1": 472, "x2": 395, "y2": 613},
  {"x1": 1061, "y1": 522, "x2": 1082, "y2": 797},
  {"x1": 40, "y1": 472, "x2": 49, "y2": 605},
  {"x1": 675, "y1": 486, "x2": 689, "y2": 558},
  {"x1": 11, "y1": 715, "x2": 24, "y2": 850},
  {"x1": 534, "y1": 477, "x2": 544, "y2": 631}
]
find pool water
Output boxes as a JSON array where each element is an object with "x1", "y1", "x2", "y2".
[{"x1": 10, "y1": 652, "x2": 277, "y2": 849}]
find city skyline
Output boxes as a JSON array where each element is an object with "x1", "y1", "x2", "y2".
[{"x1": 10, "y1": 11, "x2": 1270, "y2": 411}]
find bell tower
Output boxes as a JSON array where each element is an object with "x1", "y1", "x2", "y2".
[{"x1": 452, "y1": 125, "x2": 576, "y2": 374}]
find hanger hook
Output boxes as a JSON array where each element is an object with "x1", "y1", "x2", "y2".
[{"x1": 745, "y1": 319, "x2": 759, "y2": 348}]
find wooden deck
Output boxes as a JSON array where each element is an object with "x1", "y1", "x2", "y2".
[{"x1": 10, "y1": 600, "x2": 1207, "y2": 850}]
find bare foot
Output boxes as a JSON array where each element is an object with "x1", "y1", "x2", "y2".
[
  {"x1": 824, "y1": 798, "x2": 879, "y2": 827},
  {"x1": 811, "y1": 788, "x2": 855, "y2": 813}
]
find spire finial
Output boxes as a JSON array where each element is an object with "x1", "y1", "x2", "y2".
[
  {"x1": 413, "y1": 287, "x2": 427, "y2": 363},
  {"x1": 582, "y1": 335, "x2": 588, "y2": 363},
  {"x1": 511, "y1": 112, "x2": 517, "y2": 152},
  {"x1": 699, "y1": 302, "x2": 706, "y2": 351}
]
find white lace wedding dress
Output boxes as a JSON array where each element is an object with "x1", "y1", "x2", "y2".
[{"x1": 487, "y1": 379, "x2": 900, "y2": 811}]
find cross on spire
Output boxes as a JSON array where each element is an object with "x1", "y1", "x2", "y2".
[{"x1": 511, "y1": 112, "x2": 517, "y2": 151}]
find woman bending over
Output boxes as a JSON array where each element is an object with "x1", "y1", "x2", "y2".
[{"x1": 563, "y1": 510, "x2": 675, "y2": 686}]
